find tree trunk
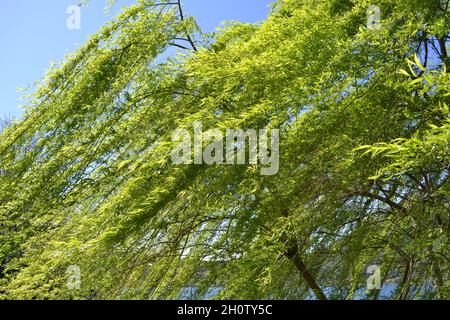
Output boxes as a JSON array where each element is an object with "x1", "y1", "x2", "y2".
[{"x1": 286, "y1": 240, "x2": 327, "y2": 300}]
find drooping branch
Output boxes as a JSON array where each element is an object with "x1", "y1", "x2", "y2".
[
  {"x1": 169, "y1": 42, "x2": 192, "y2": 51},
  {"x1": 346, "y1": 190, "x2": 404, "y2": 212},
  {"x1": 176, "y1": 0, "x2": 197, "y2": 51}
]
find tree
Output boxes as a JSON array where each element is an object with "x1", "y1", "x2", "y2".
[{"x1": 0, "y1": 0, "x2": 448, "y2": 300}]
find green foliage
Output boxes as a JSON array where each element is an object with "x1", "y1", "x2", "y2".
[{"x1": 0, "y1": 0, "x2": 449, "y2": 300}]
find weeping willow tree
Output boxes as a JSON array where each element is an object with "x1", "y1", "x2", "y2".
[{"x1": 0, "y1": 0, "x2": 449, "y2": 300}]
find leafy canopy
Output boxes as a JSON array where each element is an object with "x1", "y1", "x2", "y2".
[{"x1": 0, "y1": 0, "x2": 449, "y2": 300}]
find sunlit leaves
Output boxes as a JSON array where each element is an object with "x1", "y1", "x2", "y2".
[{"x1": 0, "y1": 0, "x2": 449, "y2": 300}]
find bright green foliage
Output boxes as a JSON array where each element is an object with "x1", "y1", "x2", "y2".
[{"x1": 0, "y1": 0, "x2": 449, "y2": 300}]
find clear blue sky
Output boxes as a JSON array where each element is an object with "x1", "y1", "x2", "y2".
[{"x1": 0, "y1": 0, "x2": 273, "y2": 119}]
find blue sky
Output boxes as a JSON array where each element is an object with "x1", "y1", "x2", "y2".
[{"x1": 0, "y1": 0, "x2": 274, "y2": 119}]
